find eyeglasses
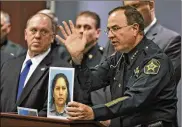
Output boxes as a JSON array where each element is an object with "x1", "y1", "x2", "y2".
[{"x1": 104, "y1": 25, "x2": 129, "y2": 35}]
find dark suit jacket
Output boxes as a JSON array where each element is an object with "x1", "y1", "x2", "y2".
[
  {"x1": 0, "y1": 50, "x2": 14, "y2": 67},
  {"x1": 0, "y1": 50, "x2": 71, "y2": 116},
  {"x1": 146, "y1": 22, "x2": 181, "y2": 83}
]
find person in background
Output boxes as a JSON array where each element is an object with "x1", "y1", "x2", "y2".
[
  {"x1": 69, "y1": 11, "x2": 105, "y2": 106},
  {"x1": 0, "y1": 10, "x2": 26, "y2": 57},
  {"x1": 57, "y1": 5, "x2": 177, "y2": 127},
  {"x1": 0, "y1": 13, "x2": 71, "y2": 116},
  {"x1": 37, "y1": 9, "x2": 71, "y2": 62},
  {"x1": 49, "y1": 73, "x2": 70, "y2": 117}
]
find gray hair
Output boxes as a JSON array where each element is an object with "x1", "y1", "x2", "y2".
[{"x1": 26, "y1": 13, "x2": 54, "y2": 32}]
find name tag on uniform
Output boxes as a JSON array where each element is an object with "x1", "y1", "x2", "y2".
[{"x1": 17, "y1": 107, "x2": 38, "y2": 116}]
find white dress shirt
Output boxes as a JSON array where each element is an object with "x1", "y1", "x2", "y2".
[
  {"x1": 144, "y1": 17, "x2": 157, "y2": 35},
  {"x1": 20, "y1": 48, "x2": 51, "y2": 87}
]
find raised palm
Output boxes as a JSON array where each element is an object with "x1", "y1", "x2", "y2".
[{"x1": 56, "y1": 20, "x2": 87, "y2": 63}]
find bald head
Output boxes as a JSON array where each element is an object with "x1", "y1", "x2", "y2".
[
  {"x1": 38, "y1": 9, "x2": 54, "y2": 17},
  {"x1": 26, "y1": 13, "x2": 54, "y2": 32}
]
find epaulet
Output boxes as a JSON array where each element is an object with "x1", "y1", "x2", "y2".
[
  {"x1": 98, "y1": 46, "x2": 104, "y2": 54},
  {"x1": 143, "y1": 45, "x2": 158, "y2": 56},
  {"x1": 143, "y1": 46, "x2": 149, "y2": 52}
]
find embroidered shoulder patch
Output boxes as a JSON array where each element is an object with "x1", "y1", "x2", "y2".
[
  {"x1": 105, "y1": 96, "x2": 129, "y2": 107},
  {"x1": 144, "y1": 59, "x2": 160, "y2": 75}
]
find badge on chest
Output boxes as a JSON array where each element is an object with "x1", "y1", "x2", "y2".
[{"x1": 134, "y1": 66, "x2": 140, "y2": 78}]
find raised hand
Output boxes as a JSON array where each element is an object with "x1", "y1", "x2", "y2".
[
  {"x1": 66, "y1": 101, "x2": 94, "y2": 120},
  {"x1": 56, "y1": 20, "x2": 87, "y2": 64}
]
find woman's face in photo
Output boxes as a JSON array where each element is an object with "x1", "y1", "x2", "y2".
[{"x1": 53, "y1": 77, "x2": 68, "y2": 107}]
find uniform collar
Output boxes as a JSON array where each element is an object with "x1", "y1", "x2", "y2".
[
  {"x1": 124, "y1": 36, "x2": 147, "y2": 66},
  {"x1": 50, "y1": 103, "x2": 67, "y2": 115}
]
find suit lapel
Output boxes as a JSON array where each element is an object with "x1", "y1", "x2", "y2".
[{"x1": 13, "y1": 52, "x2": 53, "y2": 110}]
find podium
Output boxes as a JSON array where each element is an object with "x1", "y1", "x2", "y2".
[{"x1": 0, "y1": 113, "x2": 106, "y2": 127}]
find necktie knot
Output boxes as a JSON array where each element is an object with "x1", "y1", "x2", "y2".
[{"x1": 26, "y1": 59, "x2": 32, "y2": 67}]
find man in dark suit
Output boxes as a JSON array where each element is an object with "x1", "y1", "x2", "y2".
[
  {"x1": 101, "y1": 1, "x2": 181, "y2": 126},
  {"x1": 0, "y1": 10, "x2": 26, "y2": 57},
  {"x1": 0, "y1": 13, "x2": 70, "y2": 116}
]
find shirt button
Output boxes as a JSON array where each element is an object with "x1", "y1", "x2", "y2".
[
  {"x1": 118, "y1": 83, "x2": 121, "y2": 87},
  {"x1": 88, "y1": 54, "x2": 93, "y2": 59}
]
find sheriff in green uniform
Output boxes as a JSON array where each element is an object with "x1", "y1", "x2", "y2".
[{"x1": 56, "y1": 6, "x2": 177, "y2": 127}]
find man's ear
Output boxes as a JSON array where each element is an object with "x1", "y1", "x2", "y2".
[
  {"x1": 24, "y1": 29, "x2": 27, "y2": 41},
  {"x1": 95, "y1": 28, "x2": 101, "y2": 40},
  {"x1": 51, "y1": 34, "x2": 55, "y2": 43},
  {"x1": 149, "y1": 1, "x2": 155, "y2": 11},
  {"x1": 132, "y1": 23, "x2": 140, "y2": 36}
]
